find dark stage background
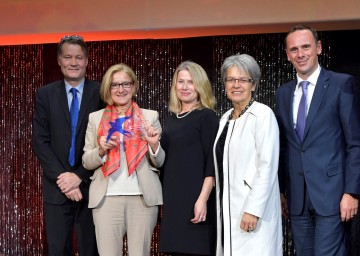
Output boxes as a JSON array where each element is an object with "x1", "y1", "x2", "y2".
[{"x1": 0, "y1": 30, "x2": 359, "y2": 255}]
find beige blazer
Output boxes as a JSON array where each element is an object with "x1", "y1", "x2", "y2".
[{"x1": 82, "y1": 108, "x2": 165, "y2": 208}]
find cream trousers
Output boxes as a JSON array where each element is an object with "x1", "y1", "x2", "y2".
[{"x1": 92, "y1": 195, "x2": 158, "y2": 256}]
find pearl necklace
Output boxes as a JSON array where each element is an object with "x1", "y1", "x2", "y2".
[{"x1": 176, "y1": 108, "x2": 194, "y2": 119}]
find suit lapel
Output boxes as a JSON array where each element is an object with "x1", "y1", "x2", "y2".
[
  {"x1": 303, "y1": 69, "x2": 330, "y2": 141},
  {"x1": 215, "y1": 110, "x2": 231, "y2": 144},
  {"x1": 286, "y1": 81, "x2": 298, "y2": 141},
  {"x1": 77, "y1": 79, "x2": 92, "y2": 133},
  {"x1": 56, "y1": 81, "x2": 71, "y2": 126}
]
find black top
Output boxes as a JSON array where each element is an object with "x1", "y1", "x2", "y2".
[
  {"x1": 159, "y1": 108, "x2": 219, "y2": 255},
  {"x1": 215, "y1": 121, "x2": 230, "y2": 211}
]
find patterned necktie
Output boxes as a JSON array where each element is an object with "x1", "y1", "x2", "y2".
[
  {"x1": 296, "y1": 81, "x2": 309, "y2": 141},
  {"x1": 68, "y1": 88, "x2": 79, "y2": 166}
]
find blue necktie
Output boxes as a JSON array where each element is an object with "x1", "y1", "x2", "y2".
[
  {"x1": 68, "y1": 88, "x2": 79, "y2": 166},
  {"x1": 296, "y1": 81, "x2": 309, "y2": 141}
]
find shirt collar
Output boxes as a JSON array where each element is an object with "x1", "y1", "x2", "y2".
[
  {"x1": 65, "y1": 79, "x2": 85, "y2": 94},
  {"x1": 296, "y1": 65, "x2": 321, "y2": 89}
]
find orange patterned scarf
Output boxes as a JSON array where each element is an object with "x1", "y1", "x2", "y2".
[{"x1": 97, "y1": 102, "x2": 148, "y2": 177}]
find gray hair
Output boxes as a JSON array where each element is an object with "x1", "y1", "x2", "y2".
[{"x1": 220, "y1": 54, "x2": 261, "y2": 97}]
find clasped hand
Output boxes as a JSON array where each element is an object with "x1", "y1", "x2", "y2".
[{"x1": 57, "y1": 172, "x2": 82, "y2": 201}]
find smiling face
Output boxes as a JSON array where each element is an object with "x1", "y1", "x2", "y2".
[
  {"x1": 175, "y1": 69, "x2": 199, "y2": 110},
  {"x1": 110, "y1": 71, "x2": 135, "y2": 107},
  {"x1": 57, "y1": 42, "x2": 88, "y2": 86},
  {"x1": 225, "y1": 66, "x2": 255, "y2": 108},
  {"x1": 286, "y1": 29, "x2": 322, "y2": 80}
]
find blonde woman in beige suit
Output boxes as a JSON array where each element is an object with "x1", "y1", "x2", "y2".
[{"x1": 82, "y1": 63, "x2": 164, "y2": 256}]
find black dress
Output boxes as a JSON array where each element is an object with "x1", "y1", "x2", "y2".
[{"x1": 159, "y1": 108, "x2": 219, "y2": 255}]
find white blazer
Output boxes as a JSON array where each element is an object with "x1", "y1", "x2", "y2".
[{"x1": 213, "y1": 101, "x2": 282, "y2": 256}]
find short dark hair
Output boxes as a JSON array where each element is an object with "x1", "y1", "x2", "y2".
[
  {"x1": 284, "y1": 24, "x2": 319, "y2": 46},
  {"x1": 57, "y1": 35, "x2": 88, "y2": 57}
]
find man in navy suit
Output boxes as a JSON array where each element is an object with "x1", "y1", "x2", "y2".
[
  {"x1": 276, "y1": 25, "x2": 360, "y2": 255},
  {"x1": 32, "y1": 36, "x2": 102, "y2": 255}
]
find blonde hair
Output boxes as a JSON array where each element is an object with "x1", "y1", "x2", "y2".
[
  {"x1": 100, "y1": 63, "x2": 139, "y2": 105},
  {"x1": 169, "y1": 61, "x2": 216, "y2": 113}
]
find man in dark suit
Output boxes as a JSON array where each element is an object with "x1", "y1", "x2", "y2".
[
  {"x1": 276, "y1": 25, "x2": 360, "y2": 255},
  {"x1": 32, "y1": 36, "x2": 102, "y2": 256}
]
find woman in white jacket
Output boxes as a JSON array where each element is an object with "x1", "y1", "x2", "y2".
[{"x1": 213, "y1": 54, "x2": 282, "y2": 256}]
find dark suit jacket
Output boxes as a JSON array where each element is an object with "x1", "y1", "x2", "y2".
[
  {"x1": 32, "y1": 79, "x2": 104, "y2": 205},
  {"x1": 276, "y1": 68, "x2": 360, "y2": 216}
]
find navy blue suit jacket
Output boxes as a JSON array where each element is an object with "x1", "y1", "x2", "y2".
[
  {"x1": 32, "y1": 79, "x2": 104, "y2": 204},
  {"x1": 276, "y1": 68, "x2": 360, "y2": 216}
]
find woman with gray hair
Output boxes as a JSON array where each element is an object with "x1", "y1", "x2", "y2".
[{"x1": 213, "y1": 54, "x2": 282, "y2": 255}]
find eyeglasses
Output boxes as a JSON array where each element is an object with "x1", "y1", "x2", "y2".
[
  {"x1": 110, "y1": 81, "x2": 134, "y2": 90},
  {"x1": 225, "y1": 77, "x2": 254, "y2": 85}
]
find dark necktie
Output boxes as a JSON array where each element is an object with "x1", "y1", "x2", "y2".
[
  {"x1": 68, "y1": 88, "x2": 79, "y2": 166},
  {"x1": 296, "y1": 81, "x2": 309, "y2": 141}
]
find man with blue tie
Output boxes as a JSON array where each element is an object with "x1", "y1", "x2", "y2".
[
  {"x1": 32, "y1": 36, "x2": 103, "y2": 255},
  {"x1": 276, "y1": 25, "x2": 360, "y2": 255}
]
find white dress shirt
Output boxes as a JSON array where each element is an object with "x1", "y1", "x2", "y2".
[{"x1": 292, "y1": 65, "x2": 321, "y2": 129}]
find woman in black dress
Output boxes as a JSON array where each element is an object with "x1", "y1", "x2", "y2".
[{"x1": 157, "y1": 61, "x2": 218, "y2": 255}]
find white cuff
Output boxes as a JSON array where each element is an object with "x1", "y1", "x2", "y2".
[
  {"x1": 148, "y1": 143, "x2": 160, "y2": 157},
  {"x1": 100, "y1": 154, "x2": 107, "y2": 164}
]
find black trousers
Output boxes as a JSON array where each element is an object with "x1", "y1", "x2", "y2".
[{"x1": 44, "y1": 200, "x2": 98, "y2": 256}]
